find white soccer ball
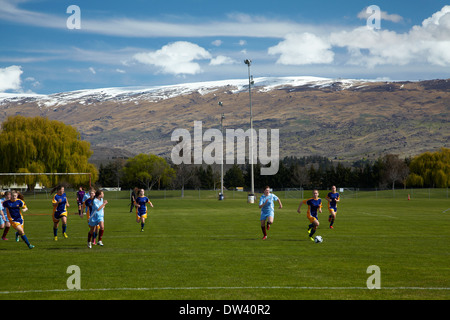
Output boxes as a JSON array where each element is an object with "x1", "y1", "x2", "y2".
[{"x1": 314, "y1": 235, "x2": 323, "y2": 243}]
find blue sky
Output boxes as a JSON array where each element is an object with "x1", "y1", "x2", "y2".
[{"x1": 1, "y1": 0, "x2": 449, "y2": 94}]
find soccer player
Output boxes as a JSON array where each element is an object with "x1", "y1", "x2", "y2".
[
  {"x1": 0, "y1": 191, "x2": 11, "y2": 240},
  {"x1": 51, "y1": 185, "x2": 70, "y2": 241},
  {"x1": 87, "y1": 190, "x2": 108, "y2": 248},
  {"x1": 326, "y1": 185, "x2": 340, "y2": 229},
  {"x1": 258, "y1": 186, "x2": 283, "y2": 240},
  {"x1": 76, "y1": 186, "x2": 85, "y2": 218},
  {"x1": 297, "y1": 189, "x2": 322, "y2": 241},
  {"x1": 83, "y1": 188, "x2": 97, "y2": 244},
  {"x1": 134, "y1": 189, "x2": 153, "y2": 232},
  {"x1": 2, "y1": 191, "x2": 34, "y2": 249}
]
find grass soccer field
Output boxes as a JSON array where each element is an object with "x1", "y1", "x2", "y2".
[{"x1": 0, "y1": 190, "x2": 449, "y2": 301}]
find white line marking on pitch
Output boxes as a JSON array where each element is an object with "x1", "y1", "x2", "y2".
[{"x1": 0, "y1": 286, "x2": 449, "y2": 295}]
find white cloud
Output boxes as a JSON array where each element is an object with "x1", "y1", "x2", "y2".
[
  {"x1": 89, "y1": 67, "x2": 96, "y2": 74},
  {"x1": 357, "y1": 7, "x2": 403, "y2": 23},
  {"x1": 209, "y1": 55, "x2": 236, "y2": 66},
  {"x1": 268, "y1": 33, "x2": 334, "y2": 65},
  {"x1": 331, "y1": 5, "x2": 450, "y2": 68},
  {"x1": 211, "y1": 40, "x2": 222, "y2": 47},
  {"x1": 133, "y1": 41, "x2": 212, "y2": 75},
  {"x1": 0, "y1": 65, "x2": 23, "y2": 92}
]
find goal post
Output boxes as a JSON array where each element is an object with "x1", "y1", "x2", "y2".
[{"x1": 0, "y1": 172, "x2": 92, "y2": 188}]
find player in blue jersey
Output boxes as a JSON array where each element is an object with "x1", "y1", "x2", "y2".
[
  {"x1": 134, "y1": 189, "x2": 153, "y2": 232},
  {"x1": 297, "y1": 189, "x2": 322, "y2": 241},
  {"x1": 3, "y1": 191, "x2": 34, "y2": 249},
  {"x1": 51, "y1": 186, "x2": 70, "y2": 241},
  {"x1": 1, "y1": 191, "x2": 11, "y2": 240},
  {"x1": 87, "y1": 190, "x2": 108, "y2": 248},
  {"x1": 76, "y1": 186, "x2": 86, "y2": 218},
  {"x1": 258, "y1": 186, "x2": 283, "y2": 240},
  {"x1": 326, "y1": 185, "x2": 340, "y2": 229}
]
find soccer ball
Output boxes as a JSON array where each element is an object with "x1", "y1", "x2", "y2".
[{"x1": 314, "y1": 236, "x2": 323, "y2": 243}]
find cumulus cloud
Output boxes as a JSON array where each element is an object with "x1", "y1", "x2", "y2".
[
  {"x1": 331, "y1": 5, "x2": 450, "y2": 68},
  {"x1": 268, "y1": 33, "x2": 334, "y2": 65},
  {"x1": 0, "y1": 65, "x2": 23, "y2": 92},
  {"x1": 209, "y1": 55, "x2": 236, "y2": 66},
  {"x1": 133, "y1": 41, "x2": 211, "y2": 75}
]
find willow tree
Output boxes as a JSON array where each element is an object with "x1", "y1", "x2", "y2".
[
  {"x1": 0, "y1": 115, "x2": 98, "y2": 189},
  {"x1": 408, "y1": 148, "x2": 450, "y2": 188}
]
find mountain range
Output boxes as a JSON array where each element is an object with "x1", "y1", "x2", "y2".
[{"x1": 0, "y1": 76, "x2": 448, "y2": 164}]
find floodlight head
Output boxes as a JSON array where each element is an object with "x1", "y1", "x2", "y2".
[{"x1": 244, "y1": 59, "x2": 252, "y2": 66}]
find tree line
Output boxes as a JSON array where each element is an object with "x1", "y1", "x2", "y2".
[
  {"x1": 100, "y1": 148, "x2": 449, "y2": 191},
  {"x1": 1, "y1": 116, "x2": 448, "y2": 191}
]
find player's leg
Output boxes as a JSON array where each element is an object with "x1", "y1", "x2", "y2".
[
  {"x1": 97, "y1": 221, "x2": 104, "y2": 246},
  {"x1": 329, "y1": 209, "x2": 336, "y2": 228},
  {"x1": 14, "y1": 223, "x2": 34, "y2": 249},
  {"x1": 267, "y1": 215, "x2": 274, "y2": 231},
  {"x1": 61, "y1": 215, "x2": 68, "y2": 238},
  {"x1": 260, "y1": 216, "x2": 267, "y2": 239}
]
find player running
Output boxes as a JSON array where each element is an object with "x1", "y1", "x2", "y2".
[
  {"x1": 134, "y1": 189, "x2": 153, "y2": 232},
  {"x1": 2, "y1": 191, "x2": 34, "y2": 249},
  {"x1": 297, "y1": 189, "x2": 322, "y2": 241},
  {"x1": 76, "y1": 186, "x2": 85, "y2": 218},
  {"x1": 258, "y1": 186, "x2": 283, "y2": 240},
  {"x1": 326, "y1": 185, "x2": 340, "y2": 229},
  {"x1": 87, "y1": 190, "x2": 108, "y2": 248},
  {"x1": 51, "y1": 186, "x2": 70, "y2": 241},
  {"x1": 1, "y1": 191, "x2": 11, "y2": 240}
]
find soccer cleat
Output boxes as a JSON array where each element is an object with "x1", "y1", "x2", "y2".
[
  {"x1": 141, "y1": 229, "x2": 144, "y2": 232},
  {"x1": 63, "y1": 232, "x2": 68, "y2": 239},
  {"x1": 15, "y1": 233, "x2": 19, "y2": 242},
  {"x1": 98, "y1": 241, "x2": 103, "y2": 246},
  {"x1": 87, "y1": 242, "x2": 92, "y2": 249},
  {"x1": 329, "y1": 226, "x2": 334, "y2": 229},
  {"x1": 28, "y1": 244, "x2": 35, "y2": 249},
  {"x1": 310, "y1": 237, "x2": 315, "y2": 242},
  {"x1": 307, "y1": 226, "x2": 312, "y2": 234},
  {"x1": 54, "y1": 236, "x2": 58, "y2": 241},
  {"x1": 2, "y1": 237, "x2": 8, "y2": 241},
  {"x1": 262, "y1": 236, "x2": 267, "y2": 240}
]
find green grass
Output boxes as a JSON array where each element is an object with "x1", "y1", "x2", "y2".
[{"x1": 0, "y1": 192, "x2": 449, "y2": 300}]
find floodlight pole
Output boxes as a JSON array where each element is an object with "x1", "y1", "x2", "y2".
[
  {"x1": 244, "y1": 59, "x2": 255, "y2": 203},
  {"x1": 218, "y1": 101, "x2": 225, "y2": 200}
]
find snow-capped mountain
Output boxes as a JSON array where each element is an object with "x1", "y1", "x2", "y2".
[
  {"x1": 0, "y1": 76, "x2": 366, "y2": 108},
  {"x1": 0, "y1": 76, "x2": 448, "y2": 162}
]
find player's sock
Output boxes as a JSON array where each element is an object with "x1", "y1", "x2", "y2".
[
  {"x1": 330, "y1": 219, "x2": 335, "y2": 227},
  {"x1": 141, "y1": 222, "x2": 145, "y2": 230},
  {"x1": 309, "y1": 227, "x2": 316, "y2": 237},
  {"x1": 62, "y1": 224, "x2": 67, "y2": 234},
  {"x1": 2, "y1": 226, "x2": 10, "y2": 238},
  {"x1": 261, "y1": 226, "x2": 267, "y2": 237},
  {"x1": 53, "y1": 228, "x2": 58, "y2": 237},
  {"x1": 88, "y1": 232, "x2": 92, "y2": 242},
  {"x1": 21, "y1": 234, "x2": 30, "y2": 246},
  {"x1": 98, "y1": 229, "x2": 104, "y2": 241}
]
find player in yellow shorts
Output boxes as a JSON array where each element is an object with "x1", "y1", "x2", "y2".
[
  {"x1": 297, "y1": 189, "x2": 322, "y2": 241},
  {"x1": 326, "y1": 185, "x2": 340, "y2": 229},
  {"x1": 3, "y1": 191, "x2": 34, "y2": 249}
]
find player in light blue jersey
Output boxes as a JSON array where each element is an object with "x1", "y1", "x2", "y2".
[
  {"x1": 87, "y1": 190, "x2": 108, "y2": 248},
  {"x1": 258, "y1": 186, "x2": 283, "y2": 240},
  {"x1": 1, "y1": 191, "x2": 11, "y2": 240}
]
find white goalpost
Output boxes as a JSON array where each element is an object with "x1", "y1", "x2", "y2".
[{"x1": 0, "y1": 172, "x2": 92, "y2": 188}]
